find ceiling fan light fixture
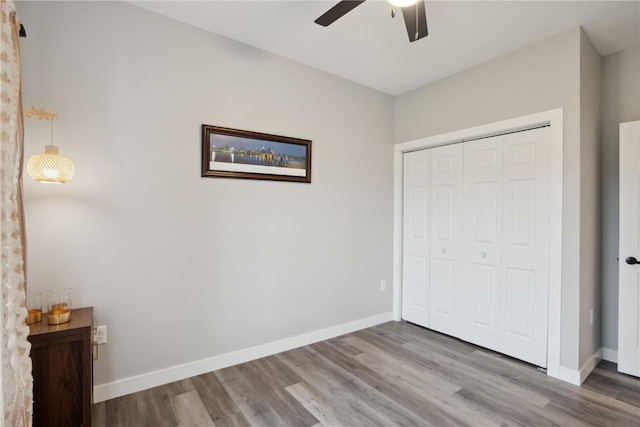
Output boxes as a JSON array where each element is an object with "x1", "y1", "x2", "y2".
[
  {"x1": 316, "y1": 0, "x2": 427, "y2": 43},
  {"x1": 388, "y1": 0, "x2": 418, "y2": 8}
]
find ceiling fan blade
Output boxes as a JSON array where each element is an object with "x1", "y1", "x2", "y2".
[
  {"x1": 315, "y1": 0, "x2": 366, "y2": 27},
  {"x1": 401, "y1": 0, "x2": 428, "y2": 42}
]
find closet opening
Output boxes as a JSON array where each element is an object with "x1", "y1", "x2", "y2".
[{"x1": 393, "y1": 109, "x2": 564, "y2": 382}]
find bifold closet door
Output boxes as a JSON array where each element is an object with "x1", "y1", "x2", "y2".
[
  {"x1": 402, "y1": 145, "x2": 464, "y2": 331},
  {"x1": 428, "y1": 144, "x2": 464, "y2": 336},
  {"x1": 402, "y1": 149, "x2": 431, "y2": 326},
  {"x1": 402, "y1": 126, "x2": 550, "y2": 368},
  {"x1": 462, "y1": 135, "x2": 504, "y2": 350},
  {"x1": 499, "y1": 127, "x2": 550, "y2": 368},
  {"x1": 461, "y1": 128, "x2": 550, "y2": 368}
]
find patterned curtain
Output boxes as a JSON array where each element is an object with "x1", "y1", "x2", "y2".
[{"x1": 0, "y1": 0, "x2": 33, "y2": 425}]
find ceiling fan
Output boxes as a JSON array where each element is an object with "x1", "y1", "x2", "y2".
[{"x1": 315, "y1": 0, "x2": 428, "y2": 42}]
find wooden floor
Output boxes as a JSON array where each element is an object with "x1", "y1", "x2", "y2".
[{"x1": 92, "y1": 321, "x2": 640, "y2": 426}]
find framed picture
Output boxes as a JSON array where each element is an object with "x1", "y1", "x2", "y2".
[{"x1": 201, "y1": 125, "x2": 312, "y2": 183}]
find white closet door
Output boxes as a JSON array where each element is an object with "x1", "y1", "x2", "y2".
[
  {"x1": 499, "y1": 127, "x2": 550, "y2": 367},
  {"x1": 402, "y1": 149, "x2": 431, "y2": 326},
  {"x1": 402, "y1": 127, "x2": 551, "y2": 368},
  {"x1": 429, "y1": 144, "x2": 464, "y2": 336},
  {"x1": 462, "y1": 136, "x2": 504, "y2": 349}
]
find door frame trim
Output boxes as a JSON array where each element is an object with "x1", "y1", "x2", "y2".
[{"x1": 393, "y1": 108, "x2": 563, "y2": 378}]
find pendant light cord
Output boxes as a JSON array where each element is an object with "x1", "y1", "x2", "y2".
[{"x1": 50, "y1": 119, "x2": 54, "y2": 145}]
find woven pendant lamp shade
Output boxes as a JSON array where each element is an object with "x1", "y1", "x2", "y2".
[{"x1": 27, "y1": 145, "x2": 75, "y2": 183}]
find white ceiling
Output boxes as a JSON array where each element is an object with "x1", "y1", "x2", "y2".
[{"x1": 129, "y1": 0, "x2": 640, "y2": 95}]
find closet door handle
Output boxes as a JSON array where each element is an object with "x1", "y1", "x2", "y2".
[
  {"x1": 625, "y1": 256, "x2": 640, "y2": 265},
  {"x1": 440, "y1": 248, "x2": 446, "y2": 254},
  {"x1": 480, "y1": 251, "x2": 487, "y2": 258}
]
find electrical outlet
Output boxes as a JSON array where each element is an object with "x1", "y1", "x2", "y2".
[
  {"x1": 589, "y1": 309, "x2": 593, "y2": 325},
  {"x1": 93, "y1": 325, "x2": 107, "y2": 345},
  {"x1": 380, "y1": 280, "x2": 387, "y2": 292}
]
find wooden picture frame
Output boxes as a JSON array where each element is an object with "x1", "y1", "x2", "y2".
[{"x1": 201, "y1": 125, "x2": 312, "y2": 183}]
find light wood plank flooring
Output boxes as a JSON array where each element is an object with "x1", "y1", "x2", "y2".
[{"x1": 92, "y1": 321, "x2": 640, "y2": 426}]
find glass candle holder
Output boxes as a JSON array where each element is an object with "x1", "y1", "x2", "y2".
[
  {"x1": 26, "y1": 292, "x2": 43, "y2": 325},
  {"x1": 47, "y1": 288, "x2": 71, "y2": 325}
]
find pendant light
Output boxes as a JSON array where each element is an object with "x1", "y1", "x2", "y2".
[{"x1": 24, "y1": 108, "x2": 75, "y2": 184}]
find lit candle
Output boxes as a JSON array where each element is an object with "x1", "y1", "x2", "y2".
[
  {"x1": 51, "y1": 303, "x2": 68, "y2": 312},
  {"x1": 26, "y1": 308, "x2": 42, "y2": 325},
  {"x1": 47, "y1": 308, "x2": 70, "y2": 325}
]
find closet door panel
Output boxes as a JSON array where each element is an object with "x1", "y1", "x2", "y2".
[
  {"x1": 402, "y1": 150, "x2": 431, "y2": 326},
  {"x1": 432, "y1": 259, "x2": 454, "y2": 315},
  {"x1": 500, "y1": 127, "x2": 550, "y2": 367},
  {"x1": 462, "y1": 136, "x2": 503, "y2": 348},
  {"x1": 429, "y1": 144, "x2": 464, "y2": 335},
  {"x1": 472, "y1": 264, "x2": 498, "y2": 328}
]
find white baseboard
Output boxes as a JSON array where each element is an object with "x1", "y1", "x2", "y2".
[
  {"x1": 579, "y1": 348, "x2": 602, "y2": 384},
  {"x1": 554, "y1": 348, "x2": 601, "y2": 386},
  {"x1": 556, "y1": 366, "x2": 581, "y2": 385},
  {"x1": 601, "y1": 347, "x2": 618, "y2": 363},
  {"x1": 93, "y1": 311, "x2": 393, "y2": 403}
]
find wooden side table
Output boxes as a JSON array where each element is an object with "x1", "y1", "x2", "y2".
[{"x1": 28, "y1": 307, "x2": 93, "y2": 427}]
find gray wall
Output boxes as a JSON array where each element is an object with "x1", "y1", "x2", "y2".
[
  {"x1": 601, "y1": 45, "x2": 640, "y2": 352},
  {"x1": 17, "y1": 1, "x2": 394, "y2": 387},
  {"x1": 578, "y1": 29, "x2": 602, "y2": 366},
  {"x1": 395, "y1": 28, "x2": 584, "y2": 370}
]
